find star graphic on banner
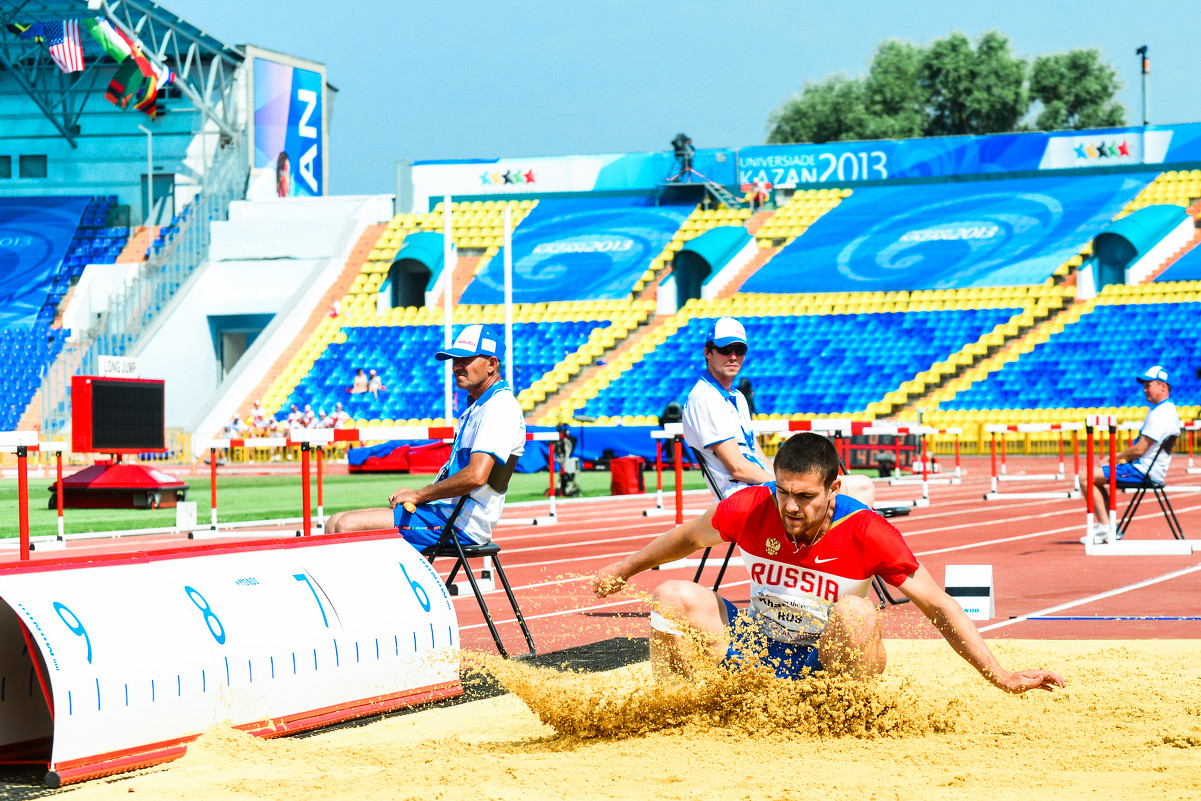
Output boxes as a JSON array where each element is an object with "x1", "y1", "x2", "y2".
[
  {"x1": 502, "y1": 170, "x2": 514, "y2": 184},
  {"x1": 480, "y1": 171, "x2": 492, "y2": 186},
  {"x1": 1118, "y1": 140, "x2": 1130, "y2": 157},
  {"x1": 1085, "y1": 143, "x2": 1097, "y2": 158},
  {"x1": 514, "y1": 171, "x2": 526, "y2": 184},
  {"x1": 490, "y1": 171, "x2": 504, "y2": 185},
  {"x1": 524, "y1": 169, "x2": 536, "y2": 184},
  {"x1": 1074, "y1": 143, "x2": 1088, "y2": 160}
]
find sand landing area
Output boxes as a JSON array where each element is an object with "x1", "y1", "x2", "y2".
[{"x1": 31, "y1": 639, "x2": 1201, "y2": 801}]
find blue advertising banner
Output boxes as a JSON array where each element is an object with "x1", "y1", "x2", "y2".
[
  {"x1": 0, "y1": 196, "x2": 88, "y2": 326},
  {"x1": 742, "y1": 173, "x2": 1151, "y2": 292},
  {"x1": 738, "y1": 123, "x2": 1201, "y2": 187},
  {"x1": 252, "y1": 57, "x2": 324, "y2": 196},
  {"x1": 459, "y1": 197, "x2": 691, "y2": 304}
]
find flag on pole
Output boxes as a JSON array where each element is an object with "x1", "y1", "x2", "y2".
[
  {"x1": 6, "y1": 22, "x2": 44, "y2": 41},
  {"x1": 106, "y1": 59, "x2": 147, "y2": 109},
  {"x1": 82, "y1": 17, "x2": 134, "y2": 63},
  {"x1": 42, "y1": 20, "x2": 85, "y2": 73}
]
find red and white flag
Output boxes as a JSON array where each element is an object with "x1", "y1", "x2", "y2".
[{"x1": 44, "y1": 20, "x2": 84, "y2": 73}]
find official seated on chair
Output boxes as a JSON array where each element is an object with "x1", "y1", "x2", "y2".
[
  {"x1": 1090, "y1": 364, "x2": 1181, "y2": 540},
  {"x1": 326, "y1": 324, "x2": 526, "y2": 549}
]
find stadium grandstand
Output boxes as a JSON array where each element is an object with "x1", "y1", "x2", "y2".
[{"x1": 1, "y1": 1, "x2": 1198, "y2": 465}]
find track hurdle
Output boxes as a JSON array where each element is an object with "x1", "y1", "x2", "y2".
[
  {"x1": 1185, "y1": 421, "x2": 1200, "y2": 475},
  {"x1": 752, "y1": 419, "x2": 936, "y2": 507},
  {"x1": 643, "y1": 424, "x2": 709, "y2": 521},
  {"x1": 983, "y1": 423, "x2": 1082, "y2": 501},
  {"x1": 498, "y1": 431, "x2": 562, "y2": 526},
  {"x1": 887, "y1": 426, "x2": 963, "y2": 485}
]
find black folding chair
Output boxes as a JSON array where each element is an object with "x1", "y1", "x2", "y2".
[
  {"x1": 421, "y1": 456, "x2": 536, "y2": 659},
  {"x1": 1115, "y1": 434, "x2": 1185, "y2": 540}
]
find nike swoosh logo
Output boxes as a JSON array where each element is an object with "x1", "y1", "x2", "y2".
[{"x1": 813, "y1": 556, "x2": 837, "y2": 564}]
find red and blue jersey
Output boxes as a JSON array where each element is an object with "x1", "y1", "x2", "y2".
[{"x1": 711, "y1": 484, "x2": 918, "y2": 644}]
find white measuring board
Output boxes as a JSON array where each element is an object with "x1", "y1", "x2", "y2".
[{"x1": 0, "y1": 531, "x2": 460, "y2": 786}]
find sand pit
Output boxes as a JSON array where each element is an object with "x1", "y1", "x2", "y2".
[{"x1": 62, "y1": 640, "x2": 1201, "y2": 801}]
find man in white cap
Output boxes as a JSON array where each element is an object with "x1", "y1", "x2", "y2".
[
  {"x1": 682, "y1": 317, "x2": 875, "y2": 506},
  {"x1": 682, "y1": 317, "x2": 774, "y2": 499},
  {"x1": 327, "y1": 325, "x2": 526, "y2": 550},
  {"x1": 1090, "y1": 364, "x2": 1181, "y2": 540}
]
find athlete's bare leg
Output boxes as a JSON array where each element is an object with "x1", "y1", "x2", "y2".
[
  {"x1": 817, "y1": 595, "x2": 886, "y2": 680},
  {"x1": 326, "y1": 507, "x2": 396, "y2": 534},
  {"x1": 648, "y1": 580, "x2": 730, "y2": 681}
]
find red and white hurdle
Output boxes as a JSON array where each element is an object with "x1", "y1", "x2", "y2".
[
  {"x1": 983, "y1": 422, "x2": 1082, "y2": 501},
  {"x1": 752, "y1": 418, "x2": 940, "y2": 507},
  {"x1": 210, "y1": 426, "x2": 565, "y2": 535},
  {"x1": 1185, "y1": 420, "x2": 1201, "y2": 475}
]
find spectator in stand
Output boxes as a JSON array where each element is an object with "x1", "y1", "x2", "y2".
[
  {"x1": 329, "y1": 299, "x2": 341, "y2": 319},
  {"x1": 333, "y1": 402, "x2": 351, "y2": 428},
  {"x1": 251, "y1": 400, "x2": 270, "y2": 434},
  {"x1": 303, "y1": 404, "x2": 316, "y2": 428},
  {"x1": 753, "y1": 178, "x2": 771, "y2": 210},
  {"x1": 367, "y1": 369, "x2": 385, "y2": 397},
  {"x1": 276, "y1": 151, "x2": 291, "y2": 198},
  {"x1": 350, "y1": 368, "x2": 368, "y2": 394},
  {"x1": 286, "y1": 404, "x2": 303, "y2": 427}
]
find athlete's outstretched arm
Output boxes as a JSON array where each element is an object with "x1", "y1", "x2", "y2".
[
  {"x1": 592, "y1": 505, "x2": 725, "y2": 597},
  {"x1": 898, "y1": 565, "x2": 1066, "y2": 694}
]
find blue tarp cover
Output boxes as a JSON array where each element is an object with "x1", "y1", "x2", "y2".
[
  {"x1": 743, "y1": 174, "x2": 1152, "y2": 292},
  {"x1": 459, "y1": 197, "x2": 691, "y2": 304},
  {"x1": 0, "y1": 196, "x2": 88, "y2": 326}
]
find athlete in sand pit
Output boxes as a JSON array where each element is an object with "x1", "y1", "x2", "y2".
[{"x1": 593, "y1": 432, "x2": 1065, "y2": 694}]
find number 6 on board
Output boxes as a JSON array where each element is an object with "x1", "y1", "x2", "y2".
[
  {"x1": 399, "y1": 563, "x2": 431, "y2": 612},
  {"x1": 53, "y1": 602, "x2": 92, "y2": 664}
]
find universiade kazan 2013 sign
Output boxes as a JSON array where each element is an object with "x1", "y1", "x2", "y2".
[{"x1": 737, "y1": 123, "x2": 1201, "y2": 187}]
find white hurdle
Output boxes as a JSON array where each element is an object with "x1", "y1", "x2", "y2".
[
  {"x1": 1186, "y1": 421, "x2": 1201, "y2": 475},
  {"x1": 983, "y1": 422, "x2": 1082, "y2": 501}
]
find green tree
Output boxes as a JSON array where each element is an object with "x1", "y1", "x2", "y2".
[
  {"x1": 857, "y1": 40, "x2": 928, "y2": 140},
  {"x1": 920, "y1": 31, "x2": 1028, "y2": 136},
  {"x1": 766, "y1": 74, "x2": 865, "y2": 145},
  {"x1": 1030, "y1": 49, "x2": 1126, "y2": 130}
]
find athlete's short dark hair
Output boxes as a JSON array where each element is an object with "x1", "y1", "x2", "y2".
[{"x1": 774, "y1": 432, "x2": 840, "y2": 488}]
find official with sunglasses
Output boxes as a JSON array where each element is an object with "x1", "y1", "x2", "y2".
[{"x1": 682, "y1": 317, "x2": 774, "y2": 499}]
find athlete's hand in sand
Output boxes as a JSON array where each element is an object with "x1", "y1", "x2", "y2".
[
  {"x1": 995, "y1": 669, "x2": 1066, "y2": 694},
  {"x1": 591, "y1": 565, "x2": 627, "y2": 598}
]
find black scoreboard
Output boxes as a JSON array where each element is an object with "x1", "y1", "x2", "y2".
[{"x1": 71, "y1": 376, "x2": 166, "y2": 453}]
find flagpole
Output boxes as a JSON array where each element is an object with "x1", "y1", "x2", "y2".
[
  {"x1": 443, "y1": 196, "x2": 454, "y2": 422},
  {"x1": 503, "y1": 205, "x2": 514, "y2": 389}
]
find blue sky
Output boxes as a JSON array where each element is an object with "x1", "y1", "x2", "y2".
[{"x1": 168, "y1": 0, "x2": 1201, "y2": 197}]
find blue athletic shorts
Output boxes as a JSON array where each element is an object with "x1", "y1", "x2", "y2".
[
  {"x1": 721, "y1": 597, "x2": 824, "y2": 680},
  {"x1": 1101, "y1": 463, "x2": 1145, "y2": 483},
  {"x1": 392, "y1": 502, "x2": 475, "y2": 550}
]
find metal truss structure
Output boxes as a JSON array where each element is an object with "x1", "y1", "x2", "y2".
[{"x1": 0, "y1": 0, "x2": 245, "y2": 146}]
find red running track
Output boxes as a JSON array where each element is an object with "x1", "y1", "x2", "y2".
[{"x1": 2, "y1": 456, "x2": 1199, "y2": 655}]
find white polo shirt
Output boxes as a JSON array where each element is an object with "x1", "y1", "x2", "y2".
[
  {"x1": 430, "y1": 380, "x2": 525, "y2": 543},
  {"x1": 682, "y1": 370, "x2": 767, "y2": 499},
  {"x1": 1132, "y1": 399, "x2": 1181, "y2": 484}
]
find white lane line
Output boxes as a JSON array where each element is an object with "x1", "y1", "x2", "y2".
[{"x1": 979, "y1": 562, "x2": 1201, "y2": 633}]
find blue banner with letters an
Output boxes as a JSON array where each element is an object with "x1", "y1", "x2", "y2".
[
  {"x1": 742, "y1": 173, "x2": 1152, "y2": 291},
  {"x1": 0, "y1": 196, "x2": 88, "y2": 326},
  {"x1": 738, "y1": 123, "x2": 1201, "y2": 187},
  {"x1": 459, "y1": 196, "x2": 691, "y2": 304},
  {"x1": 253, "y1": 57, "x2": 324, "y2": 196}
]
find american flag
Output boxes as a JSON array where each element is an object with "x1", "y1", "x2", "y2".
[{"x1": 43, "y1": 20, "x2": 85, "y2": 73}]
